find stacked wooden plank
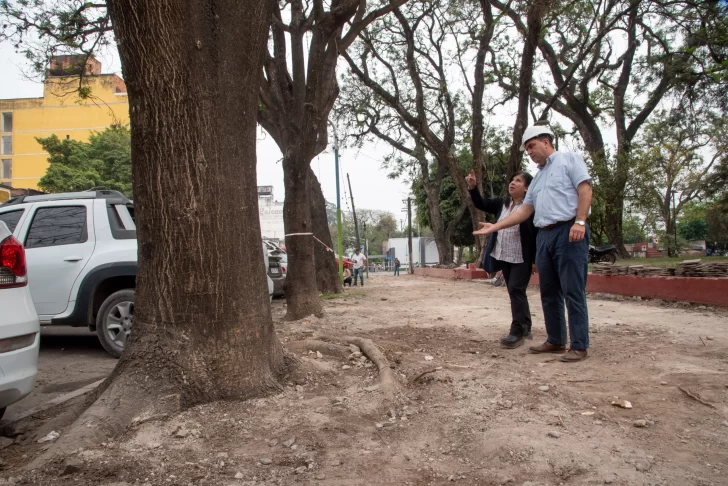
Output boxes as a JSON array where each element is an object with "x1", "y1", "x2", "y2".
[
  {"x1": 675, "y1": 259, "x2": 728, "y2": 278},
  {"x1": 592, "y1": 263, "x2": 674, "y2": 277}
]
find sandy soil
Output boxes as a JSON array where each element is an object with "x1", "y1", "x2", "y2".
[{"x1": 2, "y1": 273, "x2": 727, "y2": 485}]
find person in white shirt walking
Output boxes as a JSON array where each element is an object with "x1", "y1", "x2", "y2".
[{"x1": 351, "y1": 248, "x2": 367, "y2": 286}]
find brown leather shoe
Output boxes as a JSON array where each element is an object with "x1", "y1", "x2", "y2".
[
  {"x1": 528, "y1": 342, "x2": 566, "y2": 354},
  {"x1": 560, "y1": 349, "x2": 588, "y2": 362}
]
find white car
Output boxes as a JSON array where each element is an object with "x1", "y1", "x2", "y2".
[
  {"x1": 0, "y1": 221, "x2": 40, "y2": 420},
  {"x1": 0, "y1": 190, "x2": 275, "y2": 358}
]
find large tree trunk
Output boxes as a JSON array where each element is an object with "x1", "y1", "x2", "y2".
[
  {"x1": 309, "y1": 167, "x2": 343, "y2": 294},
  {"x1": 283, "y1": 154, "x2": 324, "y2": 319},
  {"x1": 44, "y1": 0, "x2": 287, "y2": 454},
  {"x1": 418, "y1": 150, "x2": 453, "y2": 265}
]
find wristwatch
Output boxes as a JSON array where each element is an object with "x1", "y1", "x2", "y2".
[{"x1": 574, "y1": 220, "x2": 586, "y2": 226}]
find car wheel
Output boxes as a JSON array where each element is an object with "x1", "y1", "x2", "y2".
[{"x1": 96, "y1": 289, "x2": 135, "y2": 359}]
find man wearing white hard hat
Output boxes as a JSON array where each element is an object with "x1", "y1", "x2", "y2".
[{"x1": 473, "y1": 121, "x2": 593, "y2": 362}]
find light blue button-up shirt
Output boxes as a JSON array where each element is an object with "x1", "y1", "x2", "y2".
[{"x1": 524, "y1": 151, "x2": 592, "y2": 228}]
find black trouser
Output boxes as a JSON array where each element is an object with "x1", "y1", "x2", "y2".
[{"x1": 500, "y1": 260, "x2": 533, "y2": 337}]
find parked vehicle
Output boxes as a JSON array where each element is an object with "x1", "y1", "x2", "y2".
[
  {"x1": 589, "y1": 244, "x2": 618, "y2": 264},
  {"x1": 268, "y1": 254, "x2": 285, "y2": 297},
  {"x1": 0, "y1": 190, "x2": 275, "y2": 358},
  {"x1": 0, "y1": 221, "x2": 40, "y2": 420}
]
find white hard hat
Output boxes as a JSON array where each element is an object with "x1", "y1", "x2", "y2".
[{"x1": 520, "y1": 122, "x2": 555, "y2": 151}]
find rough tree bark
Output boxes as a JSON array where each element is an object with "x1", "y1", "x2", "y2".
[
  {"x1": 43, "y1": 0, "x2": 288, "y2": 453},
  {"x1": 309, "y1": 167, "x2": 343, "y2": 294}
]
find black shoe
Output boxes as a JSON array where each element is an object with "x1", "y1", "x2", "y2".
[
  {"x1": 525, "y1": 331, "x2": 533, "y2": 340},
  {"x1": 500, "y1": 334, "x2": 525, "y2": 349}
]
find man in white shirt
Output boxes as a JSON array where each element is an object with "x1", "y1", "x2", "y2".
[{"x1": 351, "y1": 248, "x2": 367, "y2": 287}]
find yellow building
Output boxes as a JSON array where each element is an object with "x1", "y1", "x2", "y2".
[{"x1": 0, "y1": 55, "x2": 129, "y2": 192}]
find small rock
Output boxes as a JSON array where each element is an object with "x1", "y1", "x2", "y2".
[
  {"x1": 404, "y1": 453, "x2": 412, "y2": 461},
  {"x1": 235, "y1": 472, "x2": 244, "y2": 479},
  {"x1": 37, "y1": 431, "x2": 60, "y2": 443},
  {"x1": 633, "y1": 419, "x2": 648, "y2": 428},
  {"x1": 660, "y1": 381, "x2": 668, "y2": 386},
  {"x1": 375, "y1": 423, "x2": 384, "y2": 429},
  {"x1": 295, "y1": 466, "x2": 307, "y2": 474},
  {"x1": 267, "y1": 438, "x2": 279, "y2": 447},
  {"x1": 706, "y1": 336, "x2": 714, "y2": 341},
  {"x1": 62, "y1": 457, "x2": 84, "y2": 475},
  {"x1": 437, "y1": 317, "x2": 444, "y2": 321},
  {"x1": 174, "y1": 428, "x2": 189, "y2": 439},
  {"x1": 491, "y1": 353, "x2": 499, "y2": 358},
  {"x1": 594, "y1": 420, "x2": 603, "y2": 425},
  {"x1": 342, "y1": 365, "x2": 351, "y2": 370},
  {"x1": 217, "y1": 452, "x2": 229, "y2": 458},
  {"x1": 538, "y1": 386, "x2": 550, "y2": 392},
  {"x1": 315, "y1": 473, "x2": 327, "y2": 480},
  {"x1": 296, "y1": 385, "x2": 303, "y2": 393},
  {"x1": 316, "y1": 351, "x2": 323, "y2": 359},
  {"x1": 720, "y1": 420, "x2": 728, "y2": 427},
  {"x1": 611, "y1": 400, "x2": 632, "y2": 409},
  {"x1": 1, "y1": 424, "x2": 24, "y2": 438},
  {"x1": 448, "y1": 475, "x2": 456, "y2": 481},
  {"x1": 635, "y1": 459, "x2": 651, "y2": 472},
  {"x1": 424, "y1": 355, "x2": 434, "y2": 361},
  {"x1": 604, "y1": 478, "x2": 614, "y2": 484},
  {"x1": 283, "y1": 438, "x2": 296, "y2": 448},
  {"x1": 259, "y1": 458, "x2": 273, "y2": 465},
  {"x1": 547, "y1": 431, "x2": 561, "y2": 439}
]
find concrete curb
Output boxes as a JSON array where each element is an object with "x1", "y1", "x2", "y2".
[
  {"x1": 414, "y1": 267, "x2": 728, "y2": 306},
  {"x1": 5, "y1": 378, "x2": 106, "y2": 425}
]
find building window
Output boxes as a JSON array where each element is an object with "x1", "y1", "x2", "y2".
[
  {"x1": 1, "y1": 160, "x2": 11, "y2": 186},
  {"x1": 1, "y1": 136, "x2": 10, "y2": 155},
  {"x1": 1, "y1": 113, "x2": 11, "y2": 133}
]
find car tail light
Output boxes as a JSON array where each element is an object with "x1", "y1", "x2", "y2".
[
  {"x1": 281, "y1": 266, "x2": 286, "y2": 273},
  {"x1": 0, "y1": 235, "x2": 28, "y2": 288},
  {"x1": 0, "y1": 333, "x2": 37, "y2": 353}
]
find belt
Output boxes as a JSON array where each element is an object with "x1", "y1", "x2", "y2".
[{"x1": 540, "y1": 218, "x2": 575, "y2": 231}]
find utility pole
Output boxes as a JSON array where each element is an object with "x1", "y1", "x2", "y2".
[
  {"x1": 347, "y1": 173, "x2": 361, "y2": 251},
  {"x1": 363, "y1": 221, "x2": 369, "y2": 278},
  {"x1": 332, "y1": 126, "x2": 344, "y2": 282},
  {"x1": 403, "y1": 197, "x2": 413, "y2": 274}
]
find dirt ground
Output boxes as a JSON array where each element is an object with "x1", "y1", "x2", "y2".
[{"x1": 2, "y1": 273, "x2": 727, "y2": 485}]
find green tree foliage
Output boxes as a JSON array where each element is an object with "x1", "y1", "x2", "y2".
[
  {"x1": 622, "y1": 215, "x2": 648, "y2": 244},
  {"x1": 36, "y1": 126, "x2": 132, "y2": 197}
]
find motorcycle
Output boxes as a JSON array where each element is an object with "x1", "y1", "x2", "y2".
[{"x1": 589, "y1": 244, "x2": 618, "y2": 264}]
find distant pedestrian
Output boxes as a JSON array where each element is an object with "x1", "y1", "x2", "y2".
[
  {"x1": 352, "y1": 248, "x2": 367, "y2": 286},
  {"x1": 467, "y1": 169, "x2": 537, "y2": 349},
  {"x1": 343, "y1": 267, "x2": 352, "y2": 287},
  {"x1": 394, "y1": 258, "x2": 401, "y2": 276},
  {"x1": 474, "y1": 122, "x2": 593, "y2": 362}
]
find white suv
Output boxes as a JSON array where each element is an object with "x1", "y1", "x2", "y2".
[
  {"x1": 0, "y1": 221, "x2": 40, "y2": 420},
  {"x1": 0, "y1": 190, "x2": 273, "y2": 358}
]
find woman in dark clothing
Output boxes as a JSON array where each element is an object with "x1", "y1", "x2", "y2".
[{"x1": 467, "y1": 170, "x2": 537, "y2": 349}]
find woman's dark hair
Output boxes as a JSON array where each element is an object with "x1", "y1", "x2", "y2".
[{"x1": 505, "y1": 171, "x2": 533, "y2": 207}]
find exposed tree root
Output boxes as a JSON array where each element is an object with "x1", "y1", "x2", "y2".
[
  {"x1": 410, "y1": 366, "x2": 443, "y2": 384},
  {"x1": 345, "y1": 336, "x2": 401, "y2": 400},
  {"x1": 286, "y1": 340, "x2": 350, "y2": 359}
]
